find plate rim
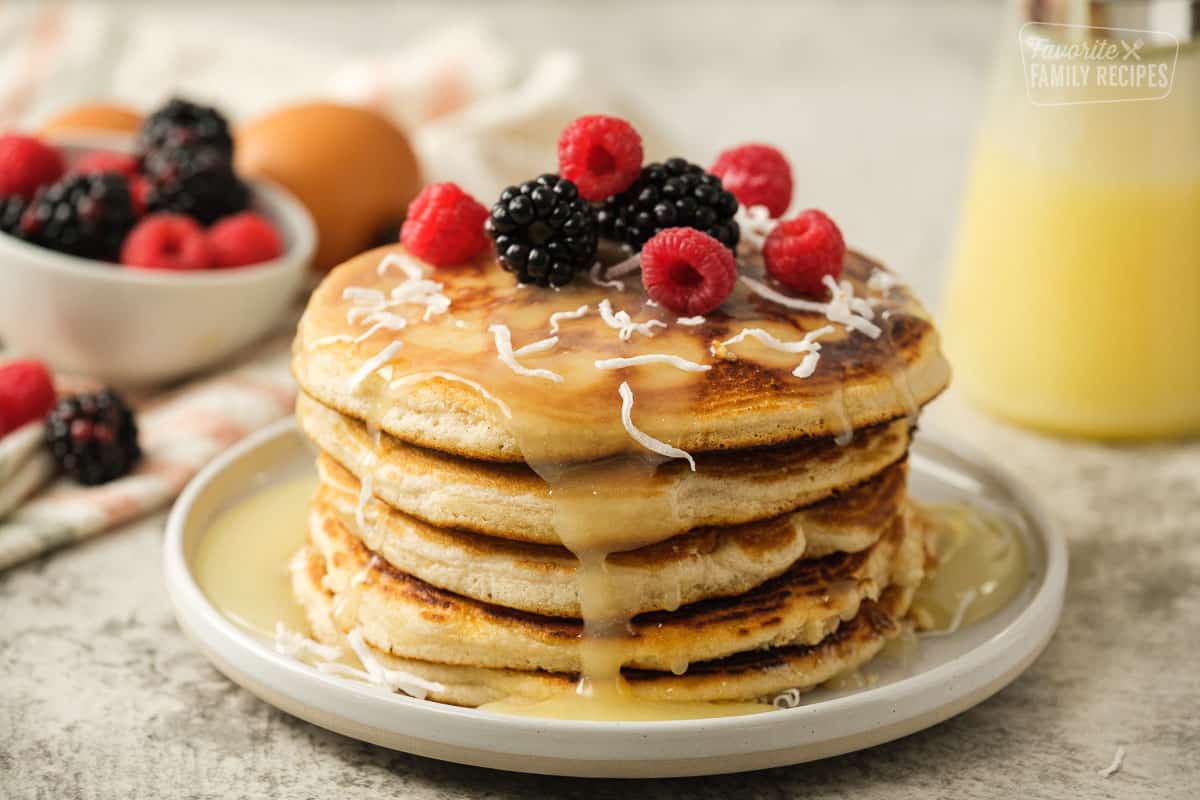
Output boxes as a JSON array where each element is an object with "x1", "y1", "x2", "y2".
[{"x1": 163, "y1": 418, "x2": 1068, "y2": 772}]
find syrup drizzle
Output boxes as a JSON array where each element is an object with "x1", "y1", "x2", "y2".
[{"x1": 912, "y1": 503, "x2": 1029, "y2": 634}]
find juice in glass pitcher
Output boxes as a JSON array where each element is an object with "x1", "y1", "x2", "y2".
[{"x1": 944, "y1": 1, "x2": 1200, "y2": 439}]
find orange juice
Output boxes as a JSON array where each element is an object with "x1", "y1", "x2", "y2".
[{"x1": 944, "y1": 25, "x2": 1200, "y2": 439}]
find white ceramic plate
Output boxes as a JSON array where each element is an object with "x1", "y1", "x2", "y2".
[{"x1": 164, "y1": 420, "x2": 1067, "y2": 778}]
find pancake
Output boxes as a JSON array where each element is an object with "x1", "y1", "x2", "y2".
[
  {"x1": 292, "y1": 544, "x2": 916, "y2": 706},
  {"x1": 801, "y1": 462, "x2": 907, "y2": 558},
  {"x1": 306, "y1": 501, "x2": 923, "y2": 674},
  {"x1": 318, "y1": 454, "x2": 907, "y2": 617},
  {"x1": 298, "y1": 391, "x2": 911, "y2": 544},
  {"x1": 293, "y1": 246, "x2": 950, "y2": 463}
]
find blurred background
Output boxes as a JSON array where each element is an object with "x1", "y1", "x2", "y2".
[{"x1": 0, "y1": 0, "x2": 1000, "y2": 307}]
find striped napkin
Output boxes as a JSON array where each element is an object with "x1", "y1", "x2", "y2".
[{"x1": 0, "y1": 335, "x2": 296, "y2": 571}]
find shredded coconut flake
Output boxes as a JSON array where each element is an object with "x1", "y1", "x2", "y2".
[
  {"x1": 714, "y1": 325, "x2": 835, "y2": 378},
  {"x1": 356, "y1": 469, "x2": 374, "y2": 532},
  {"x1": 676, "y1": 316, "x2": 706, "y2": 326},
  {"x1": 1098, "y1": 746, "x2": 1126, "y2": 778},
  {"x1": 771, "y1": 688, "x2": 803, "y2": 709},
  {"x1": 823, "y1": 275, "x2": 882, "y2": 338},
  {"x1": 607, "y1": 252, "x2": 642, "y2": 278},
  {"x1": 618, "y1": 381, "x2": 695, "y2": 470},
  {"x1": 514, "y1": 335, "x2": 559, "y2": 357},
  {"x1": 596, "y1": 354, "x2": 711, "y2": 373},
  {"x1": 346, "y1": 629, "x2": 445, "y2": 699},
  {"x1": 488, "y1": 324, "x2": 563, "y2": 382},
  {"x1": 307, "y1": 334, "x2": 355, "y2": 350},
  {"x1": 740, "y1": 275, "x2": 881, "y2": 339},
  {"x1": 316, "y1": 661, "x2": 373, "y2": 681},
  {"x1": 717, "y1": 325, "x2": 833, "y2": 354},
  {"x1": 377, "y1": 251, "x2": 424, "y2": 280},
  {"x1": 740, "y1": 275, "x2": 827, "y2": 313},
  {"x1": 352, "y1": 311, "x2": 408, "y2": 344},
  {"x1": 598, "y1": 299, "x2": 667, "y2": 341},
  {"x1": 345, "y1": 292, "x2": 386, "y2": 325},
  {"x1": 348, "y1": 341, "x2": 403, "y2": 391},
  {"x1": 793, "y1": 351, "x2": 822, "y2": 379},
  {"x1": 274, "y1": 623, "x2": 342, "y2": 662},
  {"x1": 548, "y1": 304, "x2": 589, "y2": 334},
  {"x1": 735, "y1": 204, "x2": 779, "y2": 262},
  {"x1": 390, "y1": 371, "x2": 513, "y2": 419},
  {"x1": 343, "y1": 254, "x2": 451, "y2": 334},
  {"x1": 867, "y1": 267, "x2": 901, "y2": 293},
  {"x1": 345, "y1": 283, "x2": 384, "y2": 301},
  {"x1": 350, "y1": 555, "x2": 378, "y2": 589},
  {"x1": 588, "y1": 262, "x2": 625, "y2": 291},
  {"x1": 920, "y1": 588, "x2": 978, "y2": 639},
  {"x1": 274, "y1": 604, "x2": 445, "y2": 699}
]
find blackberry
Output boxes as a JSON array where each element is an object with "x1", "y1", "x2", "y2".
[
  {"x1": 22, "y1": 174, "x2": 136, "y2": 261},
  {"x1": 0, "y1": 195, "x2": 27, "y2": 236},
  {"x1": 596, "y1": 157, "x2": 740, "y2": 251},
  {"x1": 45, "y1": 389, "x2": 141, "y2": 486},
  {"x1": 485, "y1": 174, "x2": 598, "y2": 287},
  {"x1": 137, "y1": 97, "x2": 234, "y2": 163},
  {"x1": 145, "y1": 147, "x2": 249, "y2": 225}
]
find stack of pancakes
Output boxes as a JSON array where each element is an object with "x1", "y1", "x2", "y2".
[{"x1": 289, "y1": 246, "x2": 950, "y2": 706}]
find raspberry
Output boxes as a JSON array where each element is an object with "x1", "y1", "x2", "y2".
[
  {"x1": 641, "y1": 227, "x2": 737, "y2": 316},
  {"x1": 120, "y1": 213, "x2": 213, "y2": 271},
  {"x1": 45, "y1": 389, "x2": 141, "y2": 485},
  {"x1": 0, "y1": 134, "x2": 65, "y2": 199},
  {"x1": 73, "y1": 151, "x2": 139, "y2": 179},
  {"x1": 208, "y1": 211, "x2": 284, "y2": 268},
  {"x1": 762, "y1": 209, "x2": 846, "y2": 296},
  {"x1": 401, "y1": 182, "x2": 490, "y2": 268},
  {"x1": 557, "y1": 115, "x2": 643, "y2": 201},
  {"x1": 710, "y1": 143, "x2": 793, "y2": 218},
  {"x1": 129, "y1": 175, "x2": 149, "y2": 216},
  {"x1": 0, "y1": 360, "x2": 56, "y2": 438}
]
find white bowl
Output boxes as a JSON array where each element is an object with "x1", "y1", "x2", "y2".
[{"x1": 0, "y1": 139, "x2": 315, "y2": 386}]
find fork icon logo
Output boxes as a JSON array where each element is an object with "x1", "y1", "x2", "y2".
[{"x1": 1121, "y1": 38, "x2": 1144, "y2": 61}]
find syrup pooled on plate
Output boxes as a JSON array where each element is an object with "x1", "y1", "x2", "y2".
[
  {"x1": 912, "y1": 502, "x2": 1030, "y2": 634},
  {"x1": 194, "y1": 474, "x2": 316, "y2": 638}
]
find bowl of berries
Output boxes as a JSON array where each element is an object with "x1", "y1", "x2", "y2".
[{"x1": 0, "y1": 99, "x2": 315, "y2": 387}]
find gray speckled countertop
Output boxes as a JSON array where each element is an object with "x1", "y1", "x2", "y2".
[{"x1": 2, "y1": 2, "x2": 1198, "y2": 797}]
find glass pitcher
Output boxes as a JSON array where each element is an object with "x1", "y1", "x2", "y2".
[{"x1": 943, "y1": 0, "x2": 1200, "y2": 439}]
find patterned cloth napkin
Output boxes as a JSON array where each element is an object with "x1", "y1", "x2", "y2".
[{"x1": 0, "y1": 335, "x2": 296, "y2": 570}]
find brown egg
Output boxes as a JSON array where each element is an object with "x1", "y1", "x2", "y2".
[
  {"x1": 40, "y1": 103, "x2": 142, "y2": 136},
  {"x1": 235, "y1": 102, "x2": 421, "y2": 271}
]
